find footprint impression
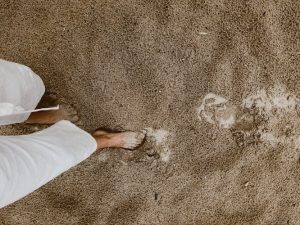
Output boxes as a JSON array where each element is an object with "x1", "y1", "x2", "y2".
[{"x1": 198, "y1": 86, "x2": 300, "y2": 149}]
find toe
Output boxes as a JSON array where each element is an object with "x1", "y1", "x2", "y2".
[
  {"x1": 124, "y1": 131, "x2": 145, "y2": 150},
  {"x1": 67, "y1": 105, "x2": 77, "y2": 114},
  {"x1": 70, "y1": 107, "x2": 77, "y2": 115},
  {"x1": 70, "y1": 115, "x2": 79, "y2": 122},
  {"x1": 61, "y1": 104, "x2": 77, "y2": 115},
  {"x1": 137, "y1": 132, "x2": 146, "y2": 140},
  {"x1": 76, "y1": 120, "x2": 83, "y2": 126}
]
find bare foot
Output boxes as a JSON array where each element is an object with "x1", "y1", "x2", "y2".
[
  {"x1": 93, "y1": 129, "x2": 145, "y2": 150},
  {"x1": 26, "y1": 104, "x2": 79, "y2": 124},
  {"x1": 54, "y1": 105, "x2": 79, "y2": 123}
]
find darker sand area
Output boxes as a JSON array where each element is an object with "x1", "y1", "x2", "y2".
[{"x1": 1, "y1": 0, "x2": 300, "y2": 224}]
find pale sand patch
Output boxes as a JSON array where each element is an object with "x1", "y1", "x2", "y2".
[
  {"x1": 98, "y1": 152, "x2": 110, "y2": 162},
  {"x1": 144, "y1": 128, "x2": 172, "y2": 162},
  {"x1": 242, "y1": 85, "x2": 298, "y2": 113},
  {"x1": 198, "y1": 85, "x2": 300, "y2": 149},
  {"x1": 197, "y1": 93, "x2": 234, "y2": 127}
]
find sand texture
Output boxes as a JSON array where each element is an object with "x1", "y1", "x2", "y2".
[{"x1": 0, "y1": 0, "x2": 300, "y2": 224}]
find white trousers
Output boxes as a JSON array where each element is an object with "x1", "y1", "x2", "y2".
[{"x1": 0, "y1": 59, "x2": 97, "y2": 208}]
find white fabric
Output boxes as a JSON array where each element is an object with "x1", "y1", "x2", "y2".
[
  {"x1": 0, "y1": 103, "x2": 25, "y2": 116},
  {"x1": 0, "y1": 59, "x2": 97, "y2": 208},
  {"x1": 0, "y1": 121, "x2": 97, "y2": 208},
  {"x1": 0, "y1": 59, "x2": 45, "y2": 125}
]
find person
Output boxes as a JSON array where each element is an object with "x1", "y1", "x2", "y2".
[{"x1": 0, "y1": 59, "x2": 145, "y2": 208}]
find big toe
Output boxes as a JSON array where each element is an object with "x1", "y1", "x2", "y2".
[
  {"x1": 59, "y1": 104, "x2": 79, "y2": 122},
  {"x1": 70, "y1": 115, "x2": 80, "y2": 122},
  {"x1": 123, "y1": 131, "x2": 145, "y2": 150}
]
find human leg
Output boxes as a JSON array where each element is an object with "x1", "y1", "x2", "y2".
[{"x1": 25, "y1": 105, "x2": 79, "y2": 124}]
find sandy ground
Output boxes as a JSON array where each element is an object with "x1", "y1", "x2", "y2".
[{"x1": 0, "y1": 0, "x2": 300, "y2": 224}]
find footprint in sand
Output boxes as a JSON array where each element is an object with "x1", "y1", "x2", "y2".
[
  {"x1": 144, "y1": 128, "x2": 172, "y2": 162},
  {"x1": 197, "y1": 93, "x2": 251, "y2": 129},
  {"x1": 198, "y1": 86, "x2": 300, "y2": 149}
]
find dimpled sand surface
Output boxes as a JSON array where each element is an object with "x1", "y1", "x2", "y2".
[{"x1": 0, "y1": 0, "x2": 300, "y2": 224}]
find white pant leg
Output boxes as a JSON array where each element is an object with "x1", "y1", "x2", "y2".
[
  {"x1": 0, "y1": 59, "x2": 45, "y2": 125},
  {"x1": 0, "y1": 120, "x2": 97, "y2": 208}
]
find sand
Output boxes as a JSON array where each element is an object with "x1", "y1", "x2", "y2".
[{"x1": 0, "y1": 0, "x2": 300, "y2": 224}]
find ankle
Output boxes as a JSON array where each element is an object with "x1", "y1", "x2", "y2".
[{"x1": 94, "y1": 134, "x2": 114, "y2": 149}]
